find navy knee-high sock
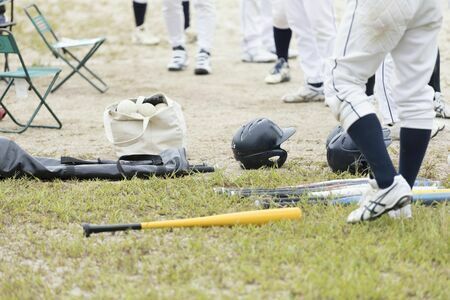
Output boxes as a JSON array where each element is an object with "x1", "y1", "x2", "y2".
[
  {"x1": 183, "y1": 1, "x2": 190, "y2": 29},
  {"x1": 133, "y1": 1, "x2": 147, "y2": 27},
  {"x1": 399, "y1": 128, "x2": 431, "y2": 188},
  {"x1": 273, "y1": 27, "x2": 292, "y2": 62},
  {"x1": 347, "y1": 114, "x2": 397, "y2": 188}
]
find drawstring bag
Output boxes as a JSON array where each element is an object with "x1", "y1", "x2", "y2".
[{"x1": 104, "y1": 93, "x2": 187, "y2": 157}]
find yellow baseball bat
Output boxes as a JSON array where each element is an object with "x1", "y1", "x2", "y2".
[{"x1": 83, "y1": 207, "x2": 302, "y2": 237}]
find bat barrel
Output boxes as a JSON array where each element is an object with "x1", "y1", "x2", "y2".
[
  {"x1": 82, "y1": 223, "x2": 141, "y2": 237},
  {"x1": 141, "y1": 207, "x2": 301, "y2": 229}
]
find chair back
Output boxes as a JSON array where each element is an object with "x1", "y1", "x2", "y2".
[
  {"x1": 0, "y1": 29, "x2": 31, "y2": 79},
  {"x1": 24, "y1": 4, "x2": 59, "y2": 55},
  {"x1": 0, "y1": 30, "x2": 19, "y2": 54}
]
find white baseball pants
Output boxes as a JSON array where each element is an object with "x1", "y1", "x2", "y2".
[
  {"x1": 375, "y1": 54, "x2": 399, "y2": 125},
  {"x1": 272, "y1": 0, "x2": 336, "y2": 84},
  {"x1": 325, "y1": 0, "x2": 442, "y2": 130},
  {"x1": 240, "y1": 0, "x2": 274, "y2": 53},
  {"x1": 162, "y1": 0, "x2": 215, "y2": 52}
]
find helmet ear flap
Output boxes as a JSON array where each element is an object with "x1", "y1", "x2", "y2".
[
  {"x1": 238, "y1": 148, "x2": 288, "y2": 169},
  {"x1": 272, "y1": 148, "x2": 288, "y2": 168}
]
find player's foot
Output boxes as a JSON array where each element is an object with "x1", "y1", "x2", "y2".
[
  {"x1": 388, "y1": 204, "x2": 412, "y2": 219},
  {"x1": 0, "y1": 107, "x2": 6, "y2": 121},
  {"x1": 265, "y1": 58, "x2": 290, "y2": 84},
  {"x1": 347, "y1": 175, "x2": 412, "y2": 223},
  {"x1": 387, "y1": 120, "x2": 445, "y2": 141},
  {"x1": 132, "y1": 25, "x2": 160, "y2": 46},
  {"x1": 194, "y1": 49, "x2": 211, "y2": 75},
  {"x1": 167, "y1": 46, "x2": 188, "y2": 71},
  {"x1": 282, "y1": 83, "x2": 325, "y2": 103},
  {"x1": 434, "y1": 92, "x2": 450, "y2": 119},
  {"x1": 242, "y1": 48, "x2": 277, "y2": 63}
]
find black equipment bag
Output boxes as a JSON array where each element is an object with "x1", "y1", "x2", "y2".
[{"x1": 0, "y1": 137, "x2": 214, "y2": 180}]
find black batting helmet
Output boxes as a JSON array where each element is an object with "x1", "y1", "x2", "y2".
[
  {"x1": 326, "y1": 125, "x2": 392, "y2": 174},
  {"x1": 232, "y1": 118, "x2": 296, "y2": 169}
]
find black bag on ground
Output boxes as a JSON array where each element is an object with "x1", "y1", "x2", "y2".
[{"x1": 0, "y1": 137, "x2": 213, "y2": 180}]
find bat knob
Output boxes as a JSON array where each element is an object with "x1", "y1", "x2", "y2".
[{"x1": 82, "y1": 223, "x2": 92, "y2": 238}]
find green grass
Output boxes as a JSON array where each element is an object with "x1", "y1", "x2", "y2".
[{"x1": 0, "y1": 161, "x2": 448, "y2": 299}]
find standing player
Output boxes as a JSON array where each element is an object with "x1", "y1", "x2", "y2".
[
  {"x1": 240, "y1": 0, "x2": 277, "y2": 63},
  {"x1": 325, "y1": 0, "x2": 442, "y2": 222},
  {"x1": 264, "y1": 0, "x2": 291, "y2": 84},
  {"x1": 131, "y1": 0, "x2": 160, "y2": 45},
  {"x1": 277, "y1": 0, "x2": 336, "y2": 103},
  {"x1": 162, "y1": 0, "x2": 215, "y2": 75}
]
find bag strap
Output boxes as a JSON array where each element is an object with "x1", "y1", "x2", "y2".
[
  {"x1": 106, "y1": 116, "x2": 151, "y2": 145},
  {"x1": 61, "y1": 156, "x2": 116, "y2": 165},
  {"x1": 116, "y1": 154, "x2": 164, "y2": 178},
  {"x1": 117, "y1": 154, "x2": 163, "y2": 165}
]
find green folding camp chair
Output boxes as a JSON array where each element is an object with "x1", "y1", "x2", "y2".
[
  {"x1": 24, "y1": 4, "x2": 108, "y2": 93},
  {"x1": 0, "y1": 29, "x2": 62, "y2": 133}
]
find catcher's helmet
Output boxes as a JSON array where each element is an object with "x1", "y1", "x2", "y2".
[
  {"x1": 326, "y1": 125, "x2": 392, "y2": 174},
  {"x1": 232, "y1": 118, "x2": 296, "y2": 169}
]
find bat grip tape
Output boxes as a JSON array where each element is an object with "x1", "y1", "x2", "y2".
[{"x1": 83, "y1": 223, "x2": 141, "y2": 237}]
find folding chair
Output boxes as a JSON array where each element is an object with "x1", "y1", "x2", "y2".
[
  {"x1": 0, "y1": 29, "x2": 62, "y2": 133},
  {"x1": 24, "y1": 4, "x2": 108, "y2": 93}
]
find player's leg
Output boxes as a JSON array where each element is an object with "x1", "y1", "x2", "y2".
[
  {"x1": 375, "y1": 55, "x2": 445, "y2": 141},
  {"x1": 326, "y1": 0, "x2": 424, "y2": 222},
  {"x1": 265, "y1": 0, "x2": 291, "y2": 84},
  {"x1": 182, "y1": 0, "x2": 190, "y2": 29},
  {"x1": 281, "y1": 0, "x2": 329, "y2": 103},
  {"x1": 303, "y1": 0, "x2": 336, "y2": 63},
  {"x1": 183, "y1": 0, "x2": 197, "y2": 43},
  {"x1": 431, "y1": 50, "x2": 450, "y2": 118},
  {"x1": 260, "y1": 0, "x2": 275, "y2": 54},
  {"x1": 132, "y1": 0, "x2": 160, "y2": 45},
  {"x1": 390, "y1": 1, "x2": 442, "y2": 189},
  {"x1": 240, "y1": 0, "x2": 277, "y2": 63},
  {"x1": 162, "y1": 0, "x2": 188, "y2": 71},
  {"x1": 193, "y1": 0, "x2": 215, "y2": 75},
  {"x1": 375, "y1": 55, "x2": 399, "y2": 126}
]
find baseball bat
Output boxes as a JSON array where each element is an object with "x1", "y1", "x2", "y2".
[
  {"x1": 83, "y1": 207, "x2": 302, "y2": 237},
  {"x1": 256, "y1": 190, "x2": 450, "y2": 208},
  {"x1": 302, "y1": 185, "x2": 442, "y2": 199},
  {"x1": 216, "y1": 178, "x2": 441, "y2": 198}
]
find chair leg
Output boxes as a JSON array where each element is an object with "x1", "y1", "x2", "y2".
[
  {"x1": 51, "y1": 42, "x2": 109, "y2": 93},
  {"x1": 0, "y1": 74, "x2": 62, "y2": 134},
  {"x1": 0, "y1": 79, "x2": 27, "y2": 128},
  {"x1": 65, "y1": 45, "x2": 108, "y2": 86},
  {"x1": 27, "y1": 73, "x2": 62, "y2": 130}
]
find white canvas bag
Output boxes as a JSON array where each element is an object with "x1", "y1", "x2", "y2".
[{"x1": 104, "y1": 93, "x2": 187, "y2": 157}]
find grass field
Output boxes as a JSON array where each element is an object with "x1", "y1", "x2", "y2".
[
  {"x1": 1, "y1": 0, "x2": 449, "y2": 298},
  {"x1": 1, "y1": 160, "x2": 448, "y2": 299}
]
